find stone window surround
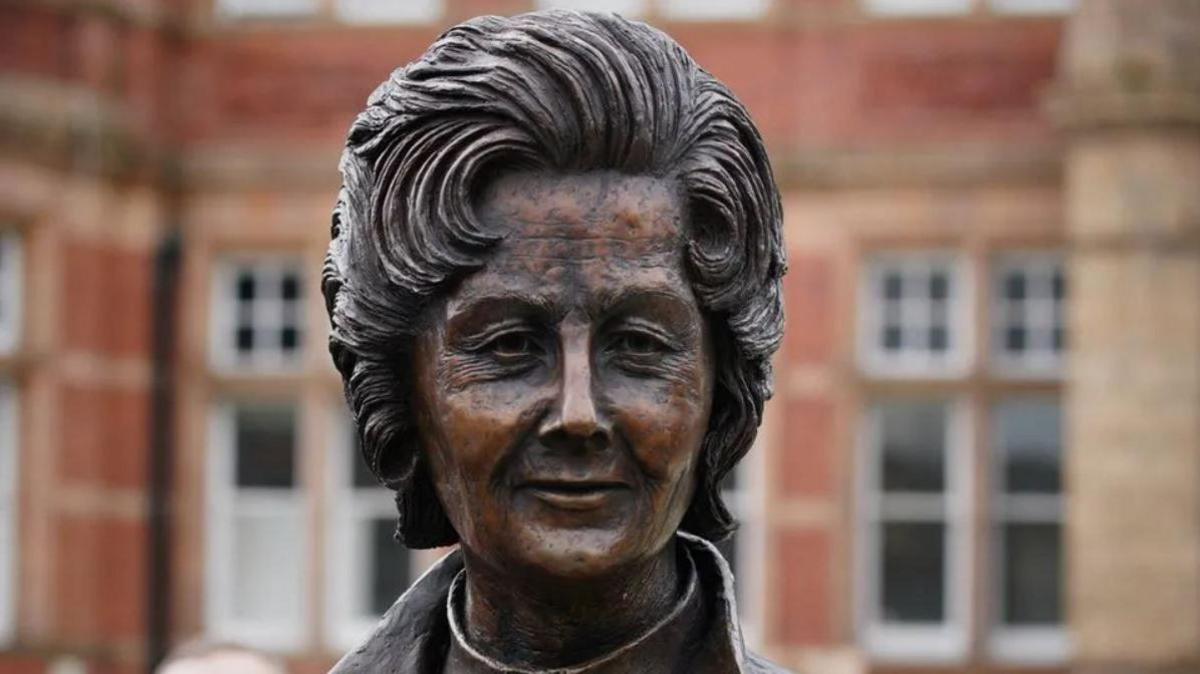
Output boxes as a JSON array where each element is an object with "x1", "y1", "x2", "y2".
[
  {"x1": 718, "y1": 441, "x2": 767, "y2": 650},
  {"x1": 209, "y1": 255, "x2": 305, "y2": 375},
  {"x1": 206, "y1": 400, "x2": 310, "y2": 651},
  {"x1": 990, "y1": 252, "x2": 1066, "y2": 378},
  {"x1": 323, "y1": 410, "x2": 421, "y2": 653},
  {"x1": 0, "y1": 381, "x2": 17, "y2": 646},
  {"x1": 987, "y1": 396, "x2": 1068, "y2": 664},
  {"x1": 858, "y1": 251, "x2": 974, "y2": 379},
  {"x1": 857, "y1": 398, "x2": 973, "y2": 662},
  {"x1": 855, "y1": 247, "x2": 1069, "y2": 666}
]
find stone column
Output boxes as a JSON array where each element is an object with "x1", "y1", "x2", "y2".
[{"x1": 1050, "y1": 1, "x2": 1200, "y2": 671}]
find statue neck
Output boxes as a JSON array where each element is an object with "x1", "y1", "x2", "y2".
[{"x1": 453, "y1": 540, "x2": 689, "y2": 670}]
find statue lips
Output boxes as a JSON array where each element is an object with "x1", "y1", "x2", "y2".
[{"x1": 519, "y1": 479, "x2": 631, "y2": 511}]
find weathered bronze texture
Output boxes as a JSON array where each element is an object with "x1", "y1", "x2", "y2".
[{"x1": 323, "y1": 9, "x2": 788, "y2": 673}]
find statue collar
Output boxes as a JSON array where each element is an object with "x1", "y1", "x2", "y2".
[
  {"x1": 443, "y1": 540, "x2": 704, "y2": 673},
  {"x1": 329, "y1": 532, "x2": 756, "y2": 673}
]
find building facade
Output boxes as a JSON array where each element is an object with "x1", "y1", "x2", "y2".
[{"x1": 0, "y1": 0, "x2": 1197, "y2": 673}]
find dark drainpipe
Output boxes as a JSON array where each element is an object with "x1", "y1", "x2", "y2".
[{"x1": 147, "y1": 223, "x2": 181, "y2": 674}]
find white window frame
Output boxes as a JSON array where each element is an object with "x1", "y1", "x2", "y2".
[
  {"x1": 858, "y1": 252, "x2": 973, "y2": 379},
  {"x1": 209, "y1": 256, "x2": 305, "y2": 375},
  {"x1": 533, "y1": 0, "x2": 647, "y2": 17},
  {"x1": 857, "y1": 399, "x2": 972, "y2": 663},
  {"x1": 0, "y1": 381, "x2": 18, "y2": 644},
  {"x1": 0, "y1": 233, "x2": 23, "y2": 355},
  {"x1": 990, "y1": 252, "x2": 1065, "y2": 379},
  {"x1": 206, "y1": 402, "x2": 309, "y2": 651},
  {"x1": 718, "y1": 441, "x2": 767, "y2": 649},
  {"x1": 659, "y1": 0, "x2": 769, "y2": 21},
  {"x1": 215, "y1": 0, "x2": 319, "y2": 19},
  {"x1": 988, "y1": 0, "x2": 1074, "y2": 14},
  {"x1": 333, "y1": 0, "x2": 443, "y2": 24},
  {"x1": 861, "y1": 0, "x2": 973, "y2": 16},
  {"x1": 987, "y1": 397, "x2": 1069, "y2": 664},
  {"x1": 324, "y1": 411, "x2": 417, "y2": 652}
]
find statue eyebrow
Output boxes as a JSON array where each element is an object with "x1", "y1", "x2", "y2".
[
  {"x1": 592, "y1": 283, "x2": 698, "y2": 331},
  {"x1": 445, "y1": 291, "x2": 561, "y2": 332}
]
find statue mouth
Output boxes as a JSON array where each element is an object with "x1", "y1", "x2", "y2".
[{"x1": 519, "y1": 480, "x2": 630, "y2": 511}]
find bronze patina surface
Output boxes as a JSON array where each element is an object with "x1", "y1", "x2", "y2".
[{"x1": 323, "y1": 10, "x2": 788, "y2": 673}]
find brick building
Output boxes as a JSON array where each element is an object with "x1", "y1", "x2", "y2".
[{"x1": 1, "y1": 0, "x2": 1198, "y2": 673}]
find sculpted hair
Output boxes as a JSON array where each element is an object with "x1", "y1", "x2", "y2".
[{"x1": 323, "y1": 10, "x2": 785, "y2": 547}]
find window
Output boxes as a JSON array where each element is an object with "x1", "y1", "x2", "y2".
[
  {"x1": 207, "y1": 401, "x2": 308, "y2": 649},
  {"x1": 991, "y1": 253, "x2": 1065, "y2": 376},
  {"x1": 215, "y1": 0, "x2": 318, "y2": 18},
  {"x1": 713, "y1": 446, "x2": 766, "y2": 647},
  {"x1": 989, "y1": 398, "x2": 1067, "y2": 662},
  {"x1": 0, "y1": 233, "x2": 22, "y2": 355},
  {"x1": 857, "y1": 249, "x2": 1068, "y2": 665},
  {"x1": 659, "y1": 0, "x2": 769, "y2": 20},
  {"x1": 534, "y1": 0, "x2": 646, "y2": 16},
  {"x1": 860, "y1": 253, "x2": 970, "y2": 377},
  {"x1": 211, "y1": 258, "x2": 304, "y2": 373},
  {"x1": 860, "y1": 400, "x2": 970, "y2": 661},
  {"x1": 0, "y1": 381, "x2": 17, "y2": 643},
  {"x1": 326, "y1": 413, "x2": 416, "y2": 650},
  {"x1": 989, "y1": 0, "x2": 1074, "y2": 13},
  {"x1": 862, "y1": 0, "x2": 972, "y2": 16},
  {"x1": 334, "y1": 0, "x2": 443, "y2": 24}
]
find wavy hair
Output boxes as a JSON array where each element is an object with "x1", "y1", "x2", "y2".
[{"x1": 323, "y1": 10, "x2": 785, "y2": 547}]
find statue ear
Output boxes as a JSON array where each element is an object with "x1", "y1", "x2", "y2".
[{"x1": 387, "y1": 436, "x2": 460, "y2": 549}]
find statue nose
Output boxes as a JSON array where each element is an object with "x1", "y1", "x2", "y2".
[{"x1": 538, "y1": 332, "x2": 611, "y2": 452}]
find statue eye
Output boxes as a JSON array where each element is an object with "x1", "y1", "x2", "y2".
[
  {"x1": 486, "y1": 331, "x2": 541, "y2": 358},
  {"x1": 610, "y1": 331, "x2": 666, "y2": 356}
]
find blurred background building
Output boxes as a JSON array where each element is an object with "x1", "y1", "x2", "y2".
[{"x1": 1, "y1": 0, "x2": 1198, "y2": 672}]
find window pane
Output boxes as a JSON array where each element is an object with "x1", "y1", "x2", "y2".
[
  {"x1": 929, "y1": 272, "x2": 948, "y2": 301},
  {"x1": 883, "y1": 273, "x2": 903, "y2": 301},
  {"x1": 996, "y1": 400, "x2": 1061, "y2": 494},
  {"x1": 368, "y1": 518, "x2": 409, "y2": 615},
  {"x1": 280, "y1": 274, "x2": 299, "y2": 301},
  {"x1": 216, "y1": 259, "x2": 305, "y2": 369},
  {"x1": 863, "y1": 254, "x2": 966, "y2": 374},
  {"x1": 237, "y1": 272, "x2": 256, "y2": 302},
  {"x1": 235, "y1": 404, "x2": 296, "y2": 488},
  {"x1": 991, "y1": 254, "x2": 1065, "y2": 372},
  {"x1": 232, "y1": 511, "x2": 303, "y2": 622},
  {"x1": 1003, "y1": 523, "x2": 1061, "y2": 625},
  {"x1": 236, "y1": 327, "x2": 255, "y2": 353},
  {"x1": 882, "y1": 522, "x2": 945, "y2": 622},
  {"x1": 880, "y1": 401, "x2": 946, "y2": 493}
]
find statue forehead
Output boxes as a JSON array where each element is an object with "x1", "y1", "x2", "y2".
[
  {"x1": 474, "y1": 170, "x2": 686, "y2": 260},
  {"x1": 438, "y1": 171, "x2": 693, "y2": 313}
]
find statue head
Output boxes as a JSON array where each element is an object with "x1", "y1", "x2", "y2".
[{"x1": 322, "y1": 10, "x2": 785, "y2": 570}]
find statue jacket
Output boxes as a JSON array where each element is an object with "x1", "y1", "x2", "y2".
[{"x1": 330, "y1": 532, "x2": 791, "y2": 673}]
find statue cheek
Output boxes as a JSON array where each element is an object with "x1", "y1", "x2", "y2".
[{"x1": 428, "y1": 386, "x2": 547, "y2": 483}]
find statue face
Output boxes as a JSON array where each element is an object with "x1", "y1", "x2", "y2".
[{"x1": 411, "y1": 171, "x2": 714, "y2": 580}]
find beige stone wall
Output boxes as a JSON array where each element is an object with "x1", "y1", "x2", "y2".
[{"x1": 1059, "y1": 1, "x2": 1200, "y2": 669}]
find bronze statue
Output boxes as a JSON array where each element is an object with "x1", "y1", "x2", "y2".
[{"x1": 323, "y1": 10, "x2": 788, "y2": 673}]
